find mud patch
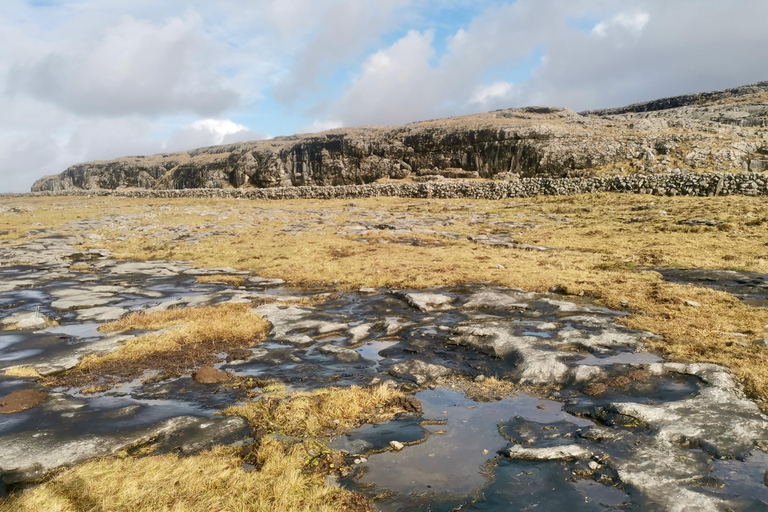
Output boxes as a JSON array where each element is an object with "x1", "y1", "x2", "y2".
[
  {"x1": 193, "y1": 366, "x2": 229, "y2": 384},
  {"x1": 0, "y1": 389, "x2": 47, "y2": 414}
]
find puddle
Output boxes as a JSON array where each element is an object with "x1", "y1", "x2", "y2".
[
  {"x1": 343, "y1": 389, "x2": 593, "y2": 500},
  {"x1": 576, "y1": 352, "x2": 663, "y2": 366},
  {"x1": 572, "y1": 479, "x2": 632, "y2": 508},
  {"x1": 0, "y1": 335, "x2": 24, "y2": 351},
  {"x1": 710, "y1": 451, "x2": 768, "y2": 504},
  {"x1": 355, "y1": 340, "x2": 400, "y2": 363},
  {"x1": 655, "y1": 268, "x2": 768, "y2": 308},
  {"x1": 46, "y1": 323, "x2": 101, "y2": 339}
]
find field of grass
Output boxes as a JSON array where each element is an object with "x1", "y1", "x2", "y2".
[
  {"x1": 3, "y1": 194, "x2": 768, "y2": 406},
  {"x1": 3, "y1": 192, "x2": 768, "y2": 508}
]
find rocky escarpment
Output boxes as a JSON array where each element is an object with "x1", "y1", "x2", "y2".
[{"x1": 32, "y1": 82, "x2": 768, "y2": 192}]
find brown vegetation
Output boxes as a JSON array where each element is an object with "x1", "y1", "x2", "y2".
[
  {"x1": 0, "y1": 440, "x2": 372, "y2": 512},
  {"x1": 224, "y1": 384, "x2": 413, "y2": 437},
  {"x1": 4, "y1": 195, "x2": 768, "y2": 406},
  {"x1": 46, "y1": 304, "x2": 270, "y2": 391}
]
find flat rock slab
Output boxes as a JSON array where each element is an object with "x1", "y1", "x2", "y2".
[
  {"x1": 506, "y1": 444, "x2": 591, "y2": 461},
  {"x1": 400, "y1": 292, "x2": 455, "y2": 312},
  {"x1": 51, "y1": 294, "x2": 114, "y2": 310},
  {"x1": 0, "y1": 312, "x2": 48, "y2": 330},
  {"x1": 319, "y1": 344, "x2": 361, "y2": 362},
  {"x1": 0, "y1": 415, "x2": 248, "y2": 484},
  {"x1": 76, "y1": 306, "x2": 128, "y2": 322}
]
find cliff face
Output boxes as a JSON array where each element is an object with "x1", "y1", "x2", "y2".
[{"x1": 31, "y1": 83, "x2": 768, "y2": 192}]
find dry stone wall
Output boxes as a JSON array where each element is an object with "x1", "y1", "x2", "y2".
[{"x1": 11, "y1": 172, "x2": 768, "y2": 201}]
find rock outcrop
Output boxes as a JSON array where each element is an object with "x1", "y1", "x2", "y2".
[{"x1": 32, "y1": 82, "x2": 768, "y2": 192}]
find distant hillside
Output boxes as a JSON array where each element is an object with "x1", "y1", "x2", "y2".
[{"x1": 32, "y1": 82, "x2": 768, "y2": 192}]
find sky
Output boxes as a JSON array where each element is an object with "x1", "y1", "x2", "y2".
[{"x1": 1, "y1": 0, "x2": 767, "y2": 192}]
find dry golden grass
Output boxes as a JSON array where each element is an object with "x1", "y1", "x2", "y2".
[
  {"x1": 2, "y1": 366, "x2": 41, "y2": 379},
  {"x1": 225, "y1": 384, "x2": 409, "y2": 437},
  {"x1": 195, "y1": 274, "x2": 247, "y2": 286},
  {"x1": 0, "y1": 440, "x2": 370, "y2": 512},
  {"x1": 5, "y1": 194, "x2": 768, "y2": 405},
  {"x1": 46, "y1": 304, "x2": 270, "y2": 390}
]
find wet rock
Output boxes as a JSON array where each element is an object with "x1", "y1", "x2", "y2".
[
  {"x1": 613, "y1": 440, "x2": 727, "y2": 512},
  {"x1": 607, "y1": 385, "x2": 768, "y2": 459},
  {"x1": 448, "y1": 324, "x2": 572, "y2": 385},
  {"x1": 253, "y1": 303, "x2": 348, "y2": 345},
  {"x1": 348, "y1": 323, "x2": 371, "y2": 343},
  {"x1": 0, "y1": 312, "x2": 48, "y2": 330},
  {"x1": 506, "y1": 444, "x2": 591, "y2": 461},
  {"x1": 248, "y1": 276, "x2": 285, "y2": 287},
  {"x1": 51, "y1": 292, "x2": 114, "y2": 310},
  {"x1": 76, "y1": 306, "x2": 128, "y2": 322},
  {"x1": 390, "y1": 359, "x2": 452, "y2": 385},
  {"x1": 389, "y1": 440, "x2": 405, "y2": 451},
  {"x1": 461, "y1": 289, "x2": 532, "y2": 310},
  {"x1": 0, "y1": 415, "x2": 247, "y2": 484},
  {"x1": 32, "y1": 334, "x2": 134, "y2": 376},
  {"x1": 0, "y1": 389, "x2": 47, "y2": 414},
  {"x1": 319, "y1": 344, "x2": 360, "y2": 362},
  {"x1": 384, "y1": 316, "x2": 411, "y2": 335},
  {"x1": 400, "y1": 292, "x2": 454, "y2": 312},
  {"x1": 193, "y1": 366, "x2": 229, "y2": 384}
]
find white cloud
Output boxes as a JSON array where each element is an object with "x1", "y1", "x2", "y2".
[
  {"x1": 592, "y1": 12, "x2": 650, "y2": 38},
  {"x1": 0, "y1": 134, "x2": 60, "y2": 193},
  {"x1": 7, "y1": 14, "x2": 238, "y2": 117},
  {"x1": 3, "y1": 0, "x2": 768, "y2": 192},
  {"x1": 164, "y1": 119, "x2": 269, "y2": 152},
  {"x1": 334, "y1": 30, "x2": 440, "y2": 126},
  {"x1": 297, "y1": 120, "x2": 344, "y2": 134},
  {"x1": 272, "y1": 0, "x2": 415, "y2": 104},
  {"x1": 469, "y1": 82, "x2": 517, "y2": 107}
]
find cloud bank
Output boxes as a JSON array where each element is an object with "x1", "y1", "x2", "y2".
[{"x1": 1, "y1": 0, "x2": 767, "y2": 191}]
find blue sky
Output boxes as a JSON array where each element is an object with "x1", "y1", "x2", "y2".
[{"x1": 1, "y1": 0, "x2": 768, "y2": 192}]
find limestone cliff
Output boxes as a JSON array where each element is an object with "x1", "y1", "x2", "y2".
[{"x1": 31, "y1": 82, "x2": 768, "y2": 192}]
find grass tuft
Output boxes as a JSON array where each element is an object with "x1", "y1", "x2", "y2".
[
  {"x1": 2, "y1": 367, "x2": 41, "y2": 379},
  {"x1": 46, "y1": 304, "x2": 270, "y2": 390},
  {"x1": 195, "y1": 275, "x2": 247, "y2": 287},
  {"x1": 225, "y1": 384, "x2": 409, "y2": 437},
  {"x1": 0, "y1": 440, "x2": 371, "y2": 512}
]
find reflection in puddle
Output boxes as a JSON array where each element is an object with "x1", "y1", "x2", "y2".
[
  {"x1": 0, "y1": 349, "x2": 44, "y2": 361},
  {"x1": 46, "y1": 323, "x2": 102, "y2": 339},
  {"x1": 572, "y1": 479, "x2": 631, "y2": 508},
  {"x1": 576, "y1": 352, "x2": 663, "y2": 366},
  {"x1": 711, "y1": 451, "x2": 768, "y2": 504},
  {"x1": 347, "y1": 389, "x2": 592, "y2": 498},
  {"x1": 355, "y1": 340, "x2": 399, "y2": 363},
  {"x1": 0, "y1": 335, "x2": 25, "y2": 351}
]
